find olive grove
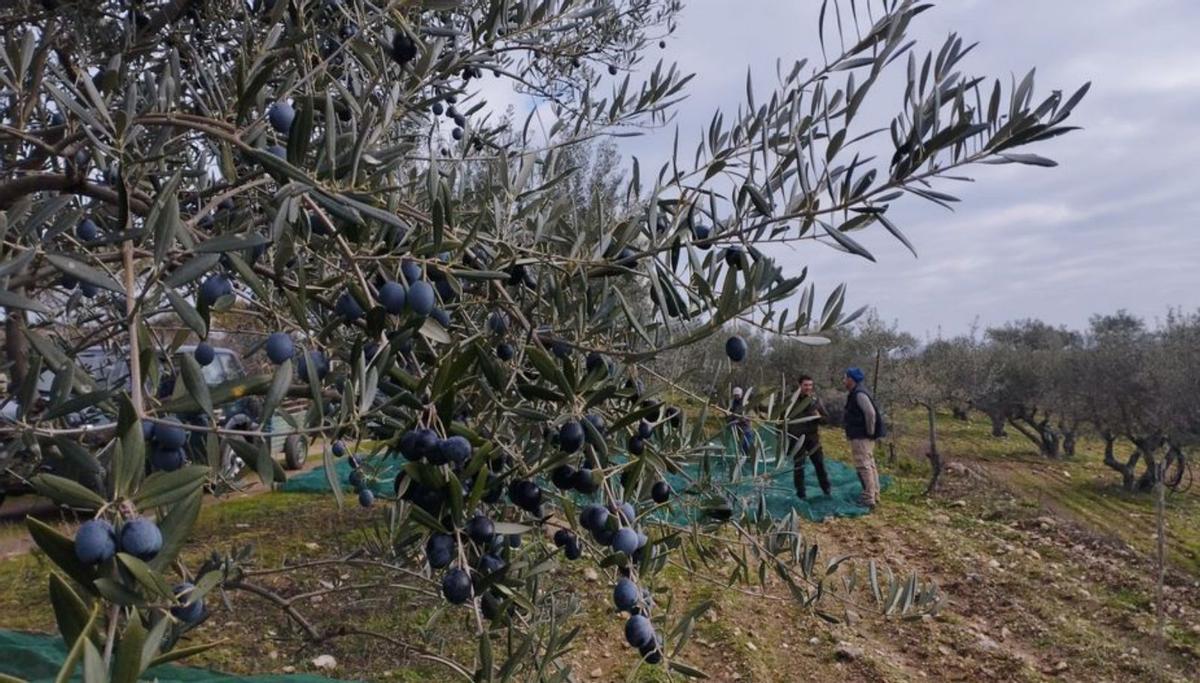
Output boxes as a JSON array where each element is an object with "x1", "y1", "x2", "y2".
[
  {"x1": 891, "y1": 311, "x2": 1199, "y2": 494},
  {"x1": 0, "y1": 0, "x2": 1087, "y2": 679}
]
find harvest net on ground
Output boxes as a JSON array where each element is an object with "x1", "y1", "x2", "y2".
[
  {"x1": 282, "y1": 426, "x2": 888, "y2": 522},
  {"x1": 0, "y1": 629, "x2": 347, "y2": 683}
]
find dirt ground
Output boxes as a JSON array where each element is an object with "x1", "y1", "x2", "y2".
[
  {"x1": 558, "y1": 458, "x2": 1199, "y2": 683},
  {"x1": 1, "y1": 414, "x2": 1197, "y2": 682}
]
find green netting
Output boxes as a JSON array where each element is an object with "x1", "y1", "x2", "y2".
[
  {"x1": 281, "y1": 457, "x2": 401, "y2": 495},
  {"x1": 281, "y1": 427, "x2": 887, "y2": 522},
  {"x1": 0, "y1": 630, "x2": 350, "y2": 683},
  {"x1": 666, "y1": 426, "x2": 891, "y2": 522}
]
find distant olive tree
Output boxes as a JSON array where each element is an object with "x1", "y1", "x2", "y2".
[
  {"x1": 890, "y1": 349, "x2": 946, "y2": 492},
  {"x1": 1157, "y1": 310, "x2": 1200, "y2": 487},
  {"x1": 919, "y1": 334, "x2": 984, "y2": 422},
  {"x1": 923, "y1": 310, "x2": 1197, "y2": 492},
  {"x1": 0, "y1": 0, "x2": 1085, "y2": 680},
  {"x1": 969, "y1": 320, "x2": 1080, "y2": 457},
  {"x1": 1082, "y1": 312, "x2": 1196, "y2": 492}
]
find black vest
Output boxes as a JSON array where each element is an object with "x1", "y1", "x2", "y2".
[{"x1": 843, "y1": 386, "x2": 883, "y2": 440}]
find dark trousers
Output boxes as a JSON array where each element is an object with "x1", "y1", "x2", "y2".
[
  {"x1": 732, "y1": 423, "x2": 753, "y2": 456},
  {"x1": 793, "y1": 441, "x2": 831, "y2": 498}
]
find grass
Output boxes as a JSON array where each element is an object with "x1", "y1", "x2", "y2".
[
  {"x1": 0, "y1": 519, "x2": 31, "y2": 546},
  {"x1": 0, "y1": 407, "x2": 1197, "y2": 681},
  {"x1": 1107, "y1": 586, "x2": 1152, "y2": 612},
  {"x1": 0, "y1": 551, "x2": 55, "y2": 632},
  {"x1": 883, "y1": 406, "x2": 1200, "y2": 574}
]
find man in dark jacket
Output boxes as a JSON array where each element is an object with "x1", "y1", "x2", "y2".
[
  {"x1": 843, "y1": 367, "x2": 884, "y2": 509},
  {"x1": 786, "y1": 375, "x2": 831, "y2": 499}
]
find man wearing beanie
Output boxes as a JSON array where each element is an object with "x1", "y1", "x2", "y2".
[{"x1": 842, "y1": 367, "x2": 885, "y2": 509}]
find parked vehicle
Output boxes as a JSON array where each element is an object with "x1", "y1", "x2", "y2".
[{"x1": 1, "y1": 344, "x2": 307, "y2": 507}]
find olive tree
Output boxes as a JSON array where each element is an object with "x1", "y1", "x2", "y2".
[
  {"x1": 1082, "y1": 311, "x2": 1195, "y2": 492},
  {"x1": 918, "y1": 328, "x2": 997, "y2": 425},
  {"x1": 973, "y1": 320, "x2": 1080, "y2": 457},
  {"x1": 0, "y1": 0, "x2": 1086, "y2": 679},
  {"x1": 896, "y1": 341, "x2": 960, "y2": 493}
]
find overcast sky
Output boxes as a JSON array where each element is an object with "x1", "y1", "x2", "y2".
[{"x1": 487, "y1": 1, "x2": 1200, "y2": 339}]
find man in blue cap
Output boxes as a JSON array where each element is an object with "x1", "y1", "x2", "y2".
[{"x1": 843, "y1": 367, "x2": 886, "y2": 509}]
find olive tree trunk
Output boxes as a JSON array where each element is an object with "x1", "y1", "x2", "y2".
[
  {"x1": 922, "y1": 402, "x2": 942, "y2": 495},
  {"x1": 1061, "y1": 427, "x2": 1077, "y2": 458},
  {"x1": 1103, "y1": 433, "x2": 1170, "y2": 493},
  {"x1": 1162, "y1": 444, "x2": 1187, "y2": 489},
  {"x1": 1101, "y1": 432, "x2": 1140, "y2": 491},
  {"x1": 1136, "y1": 448, "x2": 1162, "y2": 492},
  {"x1": 1007, "y1": 407, "x2": 1061, "y2": 458},
  {"x1": 988, "y1": 411, "x2": 1007, "y2": 437}
]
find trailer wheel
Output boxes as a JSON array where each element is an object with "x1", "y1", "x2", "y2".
[
  {"x1": 283, "y1": 434, "x2": 307, "y2": 470},
  {"x1": 219, "y1": 413, "x2": 257, "y2": 480}
]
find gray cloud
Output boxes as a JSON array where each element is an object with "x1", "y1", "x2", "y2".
[{"x1": 606, "y1": 0, "x2": 1200, "y2": 337}]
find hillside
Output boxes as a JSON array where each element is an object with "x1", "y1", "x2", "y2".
[{"x1": 0, "y1": 409, "x2": 1196, "y2": 682}]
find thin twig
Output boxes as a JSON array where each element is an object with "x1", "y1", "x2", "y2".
[
  {"x1": 224, "y1": 579, "x2": 322, "y2": 641},
  {"x1": 324, "y1": 627, "x2": 474, "y2": 681}
]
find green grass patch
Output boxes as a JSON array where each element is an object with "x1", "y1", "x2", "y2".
[
  {"x1": 1105, "y1": 586, "x2": 1151, "y2": 612},
  {"x1": 0, "y1": 552, "x2": 54, "y2": 631},
  {"x1": 884, "y1": 407, "x2": 1200, "y2": 576}
]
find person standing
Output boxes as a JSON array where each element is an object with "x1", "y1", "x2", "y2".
[
  {"x1": 786, "y1": 375, "x2": 831, "y2": 499},
  {"x1": 842, "y1": 367, "x2": 885, "y2": 509},
  {"x1": 728, "y1": 387, "x2": 753, "y2": 456}
]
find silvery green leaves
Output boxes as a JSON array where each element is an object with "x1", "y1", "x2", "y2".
[
  {"x1": 754, "y1": 514, "x2": 941, "y2": 622},
  {"x1": 670, "y1": 0, "x2": 1086, "y2": 312},
  {"x1": 30, "y1": 472, "x2": 106, "y2": 510},
  {"x1": 0, "y1": 287, "x2": 50, "y2": 314},
  {"x1": 0, "y1": 0, "x2": 1084, "y2": 679},
  {"x1": 45, "y1": 254, "x2": 122, "y2": 293},
  {"x1": 24, "y1": 439, "x2": 207, "y2": 680}
]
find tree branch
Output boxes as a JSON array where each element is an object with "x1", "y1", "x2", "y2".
[
  {"x1": 322, "y1": 628, "x2": 474, "y2": 681},
  {"x1": 0, "y1": 173, "x2": 151, "y2": 213},
  {"x1": 1006, "y1": 414, "x2": 1042, "y2": 449},
  {"x1": 223, "y1": 580, "x2": 322, "y2": 641}
]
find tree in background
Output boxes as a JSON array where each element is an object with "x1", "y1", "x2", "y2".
[
  {"x1": 1083, "y1": 311, "x2": 1197, "y2": 492},
  {"x1": 1158, "y1": 310, "x2": 1200, "y2": 490},
  {"x1": 0, "y1": 0, "x2": 1086, "y2": 679},
  {"x1": 974, "y1": 319, "x2": 1080, "y2": 457},
  {"x1": 910, "y1": 310, "x2": 1197, "y2": 493},
  {"x1": 919, "y1": 333, "x2": 988, "y2": 423},
  {"x1": 889, "y1": 345, "x2": 946, "y2": 492}
]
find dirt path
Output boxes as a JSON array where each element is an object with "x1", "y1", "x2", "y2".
[
  {"x1": 969, "y1": 455, "x2": 1200, "y2": 574},
  {"x1": 809, "y1": 460, "x2": 1199, "y2": 682},
  {"x1": 555, "y1": 456, "x2": 1198, "y2": 682}
]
